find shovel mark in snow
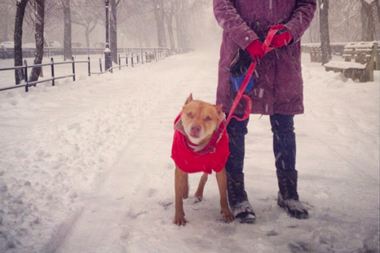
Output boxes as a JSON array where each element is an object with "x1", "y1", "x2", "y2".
[
  {"x1": 159, "y1": 201, "x2": 173, "y2": 210},
  {"x1": 288, "y1": 241, "x2": 312, "y2": 253},
  {"x1": 127, "y1": 209, "x2": 147, "y2": 219},
  {"x1": 147, "y1": 188, "x2": 157, "y2": 197}
]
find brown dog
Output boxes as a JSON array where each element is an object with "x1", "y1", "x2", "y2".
[{"x1": 171, "y1": 94, "x2": 234, "y2": 226}]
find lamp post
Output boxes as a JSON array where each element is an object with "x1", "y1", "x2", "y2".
[{"x1": 104, "y1": 0, "x2": 112, "y2": 71}]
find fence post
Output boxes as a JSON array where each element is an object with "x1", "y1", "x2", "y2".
[
  {"x1": 88, "y1": 56, "x2": 91, "y2": 76},
  {"x1": 131, "y1": 54, "x2": 134, "y2": 68},
  {"x1": 99, "y1": 58, "x2": 103, "y2": 73},
  {"x1": 24, "y1": 60, "x2": 29, "y2": 92},
  {"x1": 72, "y1": 56, "x2": 76, "y2": 81},
  {"x1": 51, "y1": 58, "x2": 55, "y2": 86},
  {"x1": 126, "y1": 54, "x2": 128, "y2": 67},
  {"x1": 119, "y1": 54, "x2": 121, "y2": 70}
]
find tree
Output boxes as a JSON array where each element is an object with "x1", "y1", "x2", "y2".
[
  {"x1": 29, "y1": 0, "x2": 45, "y2": 83},
  {"x1": 62, "y1": 0, "x2": 72, "y2": 60},
  {"x1": 0, "y1": 1, "x2": 14, "y2": 42},
  {"x1": 110, "y1": 0, "x2": 118, "y2": 63},
  {"x1": 153, "y1": 0, "x2": 167, "y2": 47},
  {"x1": 71, "y1": 0, "x2": 101, "y2": 48},
  {"x1": 14, "y1": 0, "x2": 29, "y2": 85},
  {"x1": 176, "y1": 0, "x2": 187, "y2": 49},
  {"x1": 165, "y1": 0, "x2": 176, "y2": 51},
  {"x1": 319, "y1": 0, "x2": 331, "y2": 65},
  {"x1": 122, "y1": 1, "x2": 155, "y2": 47},
  {"x1": 361, "y1": 0, "x2": 376, "y2": 41}
]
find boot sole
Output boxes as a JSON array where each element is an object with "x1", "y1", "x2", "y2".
[
  {"x1": 236, "y1": 212, "x2": 256, "y2": 224},
  {"x1": 278, "y1": 200, "x2": 309, "y2": 219}
]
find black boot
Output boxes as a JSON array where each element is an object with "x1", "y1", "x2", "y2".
[
  {"x1": 227, "y1": 173, "x2": 256, "y2": 223},
  {"x1": 276, "y1": 170, "x2": 309, "y2": 219}
]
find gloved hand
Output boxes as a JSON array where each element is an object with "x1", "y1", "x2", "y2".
[
  {"x1": 269, "y1": 24, "x2": 293, "y2": 48},
  {"x1": 246, "y1": 39, "x2": 265, "y2": 62}
]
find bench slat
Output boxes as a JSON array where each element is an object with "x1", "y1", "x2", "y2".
[{"x1": 324, "y1": 61, "x2": 366, "y2": 70}]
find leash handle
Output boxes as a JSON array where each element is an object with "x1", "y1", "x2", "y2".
[{"x1": 225, "y1": 28, "x2": 278, "y2": 126}]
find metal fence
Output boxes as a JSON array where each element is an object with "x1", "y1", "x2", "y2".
[
  {"x1": 0, "y1": 47, "x2": 170, "y2": 59},
  {"x1": 0, "y1": 47, "x2": 170, "y2": 93}
]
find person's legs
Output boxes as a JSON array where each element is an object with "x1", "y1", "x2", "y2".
[
  {"x1": 225, "y1": 115, "x2": 255, "y2": 223},
  {"x1": 270, "y1": 114, "x2": 296, "y2": 171},
  {"x1": 270, "y1": 114, "x2": 308, "y2": 219}
]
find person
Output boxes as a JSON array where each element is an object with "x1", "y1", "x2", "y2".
[{"x1": 213, "y1": 0, "x2": 317, "y2": 223}]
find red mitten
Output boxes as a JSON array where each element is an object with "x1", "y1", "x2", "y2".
[
  {"x1": 269, "y1": 24, "x2": 293, "y2": 48},
  {"x1": 246, "y1": 40, "x2": 264, "y2": 62}
]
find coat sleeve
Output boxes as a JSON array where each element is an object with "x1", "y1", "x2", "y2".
[
  {"x1": 284, "y1": 0, "x2": 317, "y2": 43},
  {"x1": 213, "y1": 0, "x2": 259, "y2": 49}
]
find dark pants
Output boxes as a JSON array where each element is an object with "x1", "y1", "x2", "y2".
[{"x1": 225, "y1": 114, "x2": 296, "y2": 174}]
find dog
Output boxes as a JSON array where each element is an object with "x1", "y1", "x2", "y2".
[{"x1": 171, "y1": 94, "x2": 234, "y2": 226}]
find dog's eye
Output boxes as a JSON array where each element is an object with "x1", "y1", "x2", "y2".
[
  {"x1": 205, "y1": 116, "x2": 213, "y2": 121},
  {"x1": 187, "y1": 112, "x2": 194, "y2": 118}
]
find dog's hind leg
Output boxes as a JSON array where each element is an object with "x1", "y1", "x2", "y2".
[{"x1": 194, "y1": 173, "x2": 208, "y2": 201}]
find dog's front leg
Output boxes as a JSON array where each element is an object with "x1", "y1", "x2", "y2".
[
  {"x1": 216, "y1": 168, "x2": 234, "y2": 223},
  {"x1": 173, "y1": 166, "x2": 188, "y2": 226}
]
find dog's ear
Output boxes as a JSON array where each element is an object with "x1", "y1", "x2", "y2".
[
  {"x1": 215, "y1": 104, "x2": 224, "y2": 123},
  {"x1": 184, "y1": 93, "x2": 193, "y2": 105},
  {"x1": 215, "y1": 104, "x2": 223, "y2": 115}
]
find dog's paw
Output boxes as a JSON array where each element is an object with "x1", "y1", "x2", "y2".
[
  {"x1": 193, "y1": 195, "x2": 203, "y2": 203},
  {"x1": 173, "y1": 214, "x2": 188, "y2": 226},
  {"x1": 221, "y1": 209, "x2": 234, "y2": 223}
]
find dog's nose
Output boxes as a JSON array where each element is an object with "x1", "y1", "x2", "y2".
[{"x1": 190, "y1": 124, "x2": 201, "y2": 137}]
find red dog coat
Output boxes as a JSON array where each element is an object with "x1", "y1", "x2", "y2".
[{"x1": 171, "y1": 113, "x2": 230, "y2": 174}]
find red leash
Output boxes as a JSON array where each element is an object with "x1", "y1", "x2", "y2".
[
  {"x1": 179, "y1": 29, "x2": 280, "y2": 153},
  {"x1": 224, "y1": 29, "x2": 278, "y2": 127}
]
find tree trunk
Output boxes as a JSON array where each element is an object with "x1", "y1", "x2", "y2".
[
  {"x1": 361, "y1": 0, "x2": 375, "y2": 41},
  {"x1": 14, "y1": 0, "x2": 29, "y2": 85},
  {"x1": 62, "y1": 0, "x2": 72, "y2": 61},
  {"x1": 166, "y1": 0, "x2": 176, "y2": 51},
  {"x1": 29, "y1": 0, "x2": 45, "y2": 83},
  {"x1": 110, "y1": 0, "x2": 118, "y2": 63},
  {"x1": 319, "y1": 0, "x2": 331, "y2": 65},
  {"x1": 1, "y1": 5, "x2": 11, "y2": 42},
  {"x1": 153, "y1": 0, "x2": 167, "y2": 48},
  {"x1": 85, "y1": 27, "x2": 90, "y2": 48},
  {"x1": 376, "y1": 0, "x2": 380, "y2": 39},
  {"x1": 175, "y1": 0, "x2": 183, "y2": 49},
  {"x1": 175, "y1": 0, "x2": 189, "y2": 50}
]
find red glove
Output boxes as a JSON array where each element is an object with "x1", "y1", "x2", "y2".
[
  {"x1": 246, "y1": 40, "x2": 264, "y2": 62},
  {"x1": 269, "y1": 24, "x2": 293, "y2": 48}
]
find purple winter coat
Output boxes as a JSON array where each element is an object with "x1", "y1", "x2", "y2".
[{"x1": 214, "y1": 0, "x2": 316, "y2": 115}]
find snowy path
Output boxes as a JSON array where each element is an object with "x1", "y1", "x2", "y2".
[{"x1": 0, "y1": 49, "x2": 379, "y2": 253}]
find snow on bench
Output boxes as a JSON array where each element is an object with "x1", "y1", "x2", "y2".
[
  {"x1": 324, "y1": 61, "x2": 366, "y2": 70},
  {"x1": 324, "y1": 41, "x2": 379, "y2": 82}
]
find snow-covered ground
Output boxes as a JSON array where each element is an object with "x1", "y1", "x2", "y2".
[{"x1": 0, "y1": 48, "x2": 379, "y2": 253}]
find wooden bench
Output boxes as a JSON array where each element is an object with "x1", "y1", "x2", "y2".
[{"x1": 324, "y1": 42, "x2": 379, "y2": 82}]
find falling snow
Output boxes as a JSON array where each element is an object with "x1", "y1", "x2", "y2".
[{"x1": 0, "y1": 48, "x2": 379, "y2": 253}]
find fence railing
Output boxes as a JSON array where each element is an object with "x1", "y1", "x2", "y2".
[
  {"x1": 0, "y1": 46, "x2": 170, "y2": 59},
  {"x1": 0, "y1": 47, "x2": 170, "y2": 93},
  {"x1": 93, "y1": 48, "x2": 167, "y2": 75},
  {"x1": 0, "y1": 57, "x2": 87, "y2": 92}
]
